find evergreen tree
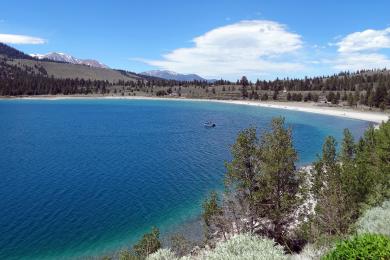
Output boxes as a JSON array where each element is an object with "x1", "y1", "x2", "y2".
[
  {"x1": 355, "y1": 122, "x2": 390, "y2": 206},
  {"x1": 240, "y1": 76, "x2": 249, "y2": 98},
  {"x1": 132, "y1": 227, "x2": 161, "y2": 259},
  {"x1": 119, "y1": 227, "x2": 161, "y2": 260},
  {"x1": 202, "y1": 191, "x2": 222, "y2": 227},
  {"x1": 254, "y1": 117, "x2": 302, "y2": 243},
  {"x1": 202, "y1": 191, "x2": 227, "y2": 240},
  {"x1": 225, "y1": 127, "x2": 258, "y2": 233},
  {"x1": 311, "y1": 137, "x2": 353, "y2": 237},
  {"x1": 340, "y1": 129, "x2": 355, "y2": 163},
  {"x1": 223, "y1": 118, "x2": 304, "y2": 244}
]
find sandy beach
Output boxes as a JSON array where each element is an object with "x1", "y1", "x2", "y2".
[{"x1": 2, "y1": 95, "x2": 389, "y2": 124}]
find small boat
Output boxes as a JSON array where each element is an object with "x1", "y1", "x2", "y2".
[{"x1": 204, "y1": 121, "x2": 216, "y2": 128}]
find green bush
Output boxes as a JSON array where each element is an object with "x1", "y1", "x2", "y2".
[
  {"x1": 322, "y1": 233, "x2": 390, "y2": 259},
  {"x1": 356, "y1": 200, "x2": 390, "y2": 237}
]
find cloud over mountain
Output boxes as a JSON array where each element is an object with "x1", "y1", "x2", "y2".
[{"x1": 141, "y1": 20, "x2": 304, "y2": 79}]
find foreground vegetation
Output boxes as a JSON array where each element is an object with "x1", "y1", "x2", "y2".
[
  {"x1": 322, "y1": 234, "x2": 390, "y2": 259},
  {"x1": 103, "y1": 118, "x2": 389, "y2": 260}
]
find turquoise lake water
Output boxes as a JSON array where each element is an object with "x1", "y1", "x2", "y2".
[{"x1": 0, "y1": 99, "x2": 371, "y2": 259}]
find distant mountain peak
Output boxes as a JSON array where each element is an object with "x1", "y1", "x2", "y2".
[
  {"x1": 30, "y1": 52, "x2": 109, "y2": 69},
  {"x1": 141, "y1": 70, "x2": 207, "y2": 81}
]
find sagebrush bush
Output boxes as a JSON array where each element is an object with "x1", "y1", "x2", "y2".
[
  {"x1": 146, "y1": 234, "x2": 288, "y2": 260},
  {"x1": 356, "y1": 200, "x2": 390, "y2": 237},
  {"x1": 146, "y1": 248, "x2": 178, "y2": 260},
  {"x1": 288, "y1": 243, "x2": 329, "y2": 260},
  {"x1": 322, "y1": 233, "x2": 390, "y2": 259},
  {"x1": 199, "y1": 233, "x2": 287, "y2": 260}
]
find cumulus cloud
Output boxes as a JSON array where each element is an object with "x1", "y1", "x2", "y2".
[
  {"x1": 337, "y1": 27, "x2": 390, "y2": 53},
  {"x1": 333, "y1": 53, "x2": 390, "y2": 71},
  {"x1": 141, "y1": 20, "x2": 304, "y2": 79},
  {"x1": 0, "y1": 33, "x2": 46, "y2": 44},
  {"x1": 333, "y1": 27, "x2": 390, "y2": 71}
]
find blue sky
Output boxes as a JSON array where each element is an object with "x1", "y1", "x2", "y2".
[{"x1": 1, "y1": 0, "x2": 390, "y2": 80}]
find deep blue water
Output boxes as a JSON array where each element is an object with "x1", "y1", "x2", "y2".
[{"x1": 0, "y1": 99, "x2": 370, "y2": 259}]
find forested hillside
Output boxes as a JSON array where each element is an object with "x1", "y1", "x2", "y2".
[{"x1": 0, "y1": 43, "x2": 35, "y2": 60}]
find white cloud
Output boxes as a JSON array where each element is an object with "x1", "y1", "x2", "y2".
[
  {"x1": 0, "y1": 33, "x2": 46, "y2": 44},
  {"x1": 141, "y1": 20, "x2": 304, "y2": 79},
  {"x1": 333, "y1": 53, "x2": 390, "y2": 71},
  {"x1": 337, "y1": 27, "x2": 390, "y2": 53},
  {"x1": 332, "y1": 27, "x2": 390, "y2": 71}
]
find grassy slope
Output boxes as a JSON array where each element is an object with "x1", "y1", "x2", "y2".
[{"x1": 6, "y1": 57, "x2": 141, "y2": 83}]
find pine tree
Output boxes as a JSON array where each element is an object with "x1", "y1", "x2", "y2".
[
  {"x1": 225, "y1": 127, "x2": 258, "y2": 233},
  {"x1": 132, "y1": 227, "x2": 161, "y2": 258},
  {"x1": 254, "y1": 117, "x2": 302, "y2": 243},
  {"x1": 119, "y1": 227, "x2": 161, "y2": 260},
  {"x1": 240, "y1": 76, "x2": 249, "y2": 98},
  {"x1": 202, "y1": 191, "x2": 222, "y2": 227},
  {"x1": 340, "y1": 129, "x2": 355, "y2": 163},
  {"x1": 223, "y1": 118, "x2": 303, "y2": 243},
  {"x1": 312, "y1": 137, "x2": 353, "y2": 237}
]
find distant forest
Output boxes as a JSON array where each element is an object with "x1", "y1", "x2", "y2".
[
  {"x1": 1, "y1": 43, "x2": 390, "y2": 110},
  {"x1": 235, "y1": 72, "x2": 390, "y2": 109}
]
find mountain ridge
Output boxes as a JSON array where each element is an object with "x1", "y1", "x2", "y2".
[{"x1": 141, "y1": 70, "x2": 210, "y2": 81}]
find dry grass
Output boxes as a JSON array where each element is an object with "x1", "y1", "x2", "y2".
[{"x1": 7, "y1": 58, "x2": 140, "y2": 83}]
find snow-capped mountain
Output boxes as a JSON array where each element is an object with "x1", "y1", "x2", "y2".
[
  {"x1": 141, "y1": 70, "x2": 207, "y2": 81},
  {"x1": 30, "y1": 52, "x2": 109, "y2": 69}
]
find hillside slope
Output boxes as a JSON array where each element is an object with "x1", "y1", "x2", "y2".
[
  {"x1": 0, "y1": 43, "x2": 141, "y2": 82},
  {"x1": 7, "y1": 58, "x2": 140, "y2": 82}
]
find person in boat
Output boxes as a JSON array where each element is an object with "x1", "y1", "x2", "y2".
[{"x1": 204, "y1": 121, "x2": 216, "y2": 127}]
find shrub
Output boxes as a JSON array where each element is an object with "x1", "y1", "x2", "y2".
[
  {"x1": 156, "y1": 90, "x2": 167, "y2": 96},
  {"x1": 146, "y1": 248, "x2": 178, "y2": 260},
  {"x1": 200, "y1": 233, "x2": 287, "y2": 260},
  {"x1": 169, "y1": 233, "x2": 193, "y2": 257},
  {"x1": 288, "y1": 243, "x2": 329, "y2": 260},
  {"x1": 129, "y1": 227, "x2": 161, "y2": 259},
  {"x1": 147, "y1": 234, "x2": 287, "y2": 260},
  {"x1": 356, "y1": 200, "x2": 390, "y2": 237},
  {"x1": 322, "y1": 233, "x2": 390, "y2": 259}
]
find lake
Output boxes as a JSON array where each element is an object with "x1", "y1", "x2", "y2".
[{"x1": 0, "y1": 99, "x2": 371, "y2": 259}]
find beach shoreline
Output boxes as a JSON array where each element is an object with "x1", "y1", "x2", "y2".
[{"x1": 1, "y1": 95, "x2": 389, "y2": 124}]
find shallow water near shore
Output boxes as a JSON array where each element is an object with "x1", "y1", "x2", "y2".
[{"x1": 0, "y1": 99, "x2": 370, "y2": 259}]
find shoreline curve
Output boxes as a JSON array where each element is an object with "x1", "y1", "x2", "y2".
[{"x1": 1, "y1": 95, "x2": 389, "y2": 124}]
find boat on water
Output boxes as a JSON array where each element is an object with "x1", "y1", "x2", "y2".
[{"x1": 204, "y1": 121, "x2": 216, "y2": 128}]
